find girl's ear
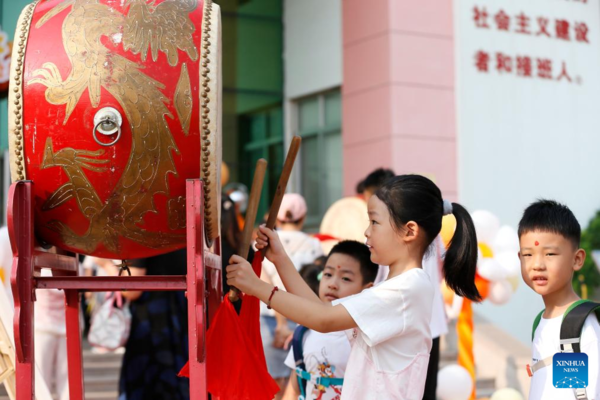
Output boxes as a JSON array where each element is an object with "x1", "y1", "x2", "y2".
[{"x1": 403, "y1": 221, "x2": 420, "y2": 243}]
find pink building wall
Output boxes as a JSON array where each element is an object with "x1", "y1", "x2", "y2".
[{"x1": 342, "y1": 0, "x2": 458, "y2": 200}]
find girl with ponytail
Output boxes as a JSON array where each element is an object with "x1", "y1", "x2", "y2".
[{"x1": 227, "y1": 174, "x2": 480, "y2": 399}]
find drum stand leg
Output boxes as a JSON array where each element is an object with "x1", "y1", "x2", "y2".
[
  {"x1": 8, "y1": 179, "x2": 221, "y2": 400},
  {"x1": 186, "y1": 179, "x2": 222, "y2": 400},
  {"x1": 65, "y1": 288, "x2": 83, "y2": 399},
  {"x1": 186, "y1": 179, "x2": 207, "y2": 400},
  {"x1": 8, "y1": 181, "x2": 35, "y2": 400}
]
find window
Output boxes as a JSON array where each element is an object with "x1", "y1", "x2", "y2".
[
  {"x1": 297, "y1": 90, "x2": 342, "y2": 229},
  {"x1": 239, "y1": 106, "x2": 284, "y2": 220}
]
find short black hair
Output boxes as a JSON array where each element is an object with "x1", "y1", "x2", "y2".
[
  {"x1": 299, "y1": 263, "x2": 324, "y2": 295},
  {"x1": 363, "y1": 168, "x2": 395, "y2": 192},
  {"x1": 356, "y1": 179, "x2": 366, "y2": 194},
  {"x1": 327, "y1": 240, "x2": 378, "y2": 284},
  {"x1": 518, "y1": 199, "x2": 581, "y2": 248}
]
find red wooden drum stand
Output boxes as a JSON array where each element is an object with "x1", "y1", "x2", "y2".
[{"x1": 8, "y1": 179, "x2": 221, "y2": 400}]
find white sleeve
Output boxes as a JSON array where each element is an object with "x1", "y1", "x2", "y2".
[
  {"x1": 581, "y1": 316, "x2": 600, "y2": 399},
  {"x1": 335, "y1": 285, "x2": 405, "y2": 347},
  {"x1": 262, "y1": 258, "x2": 283, "y2": 288},
  {"x1": 284, "y1": 347, "x2": 295, "y2": 370}
]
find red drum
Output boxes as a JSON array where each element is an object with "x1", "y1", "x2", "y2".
[{"x1": 9, "y1": 0, "x2": 222, "y2": 259}]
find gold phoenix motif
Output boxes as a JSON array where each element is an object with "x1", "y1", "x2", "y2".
[
  {"x1": 29, "y1": 0, "x2": 199, "y2": 255},
  {"x1": 174, "y1": 63, "x2": 193, "y2": 135}
]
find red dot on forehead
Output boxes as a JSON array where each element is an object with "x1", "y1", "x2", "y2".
[
  {"x1": 337, "y1": 265, "x2": 341, "y2": 269},
  {"x1": 535, "y1": 241, "x2": 539, "y2": 246}
]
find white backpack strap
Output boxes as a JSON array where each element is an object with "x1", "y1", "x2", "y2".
[
  {"x1": 560, "y1": 337, "x2": 580, "y2": 353},
  {"x1": 526, "y1": 356, "x2": 553, "y2": 377},
  {"x1": 574, "y1": 387, "x2": 588, "y2": 400}
]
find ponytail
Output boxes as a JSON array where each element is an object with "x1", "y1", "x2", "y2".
[
  {"x1": 375, "y1": 175, "x2": 481, "y2": 302},
  {"x1": 443, "y1": 203, "x2": 481, "y2": 302}
]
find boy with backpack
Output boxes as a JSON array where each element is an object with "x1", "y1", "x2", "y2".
[
  {"x1": 281, "y1": 241, "x2": 378, "y2": 400},
  {"x1": 519, "y1": 200, "x2": 600, "y2": 400}
]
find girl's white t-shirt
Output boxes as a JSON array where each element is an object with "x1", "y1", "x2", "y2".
[
  {"x1": 530, "y1": 313, "x2": 600, "y2": 400},
  {"x1": 284, "y1": 330, "x2": 349, "y2": 400},
  {"x1": 333, "y1": 268, "x2": 433, "y2": 399}
]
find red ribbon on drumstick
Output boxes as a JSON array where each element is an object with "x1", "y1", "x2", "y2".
[{"x1": 180, "y1": 137, "x2": 301, "y2": 400}]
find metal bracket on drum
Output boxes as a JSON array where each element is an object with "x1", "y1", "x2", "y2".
[{"x1": 93, "y1": 107, "x2": 123, "y2": 147}]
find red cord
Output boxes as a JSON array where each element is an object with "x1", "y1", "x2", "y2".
[{"x1": 267, "y1": 286, "x2": 279, "y2": 309}]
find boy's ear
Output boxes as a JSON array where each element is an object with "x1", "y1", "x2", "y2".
[
  {"x1": 573, "y1": 248, "x2": 586, "y2": 271},
  {"x1": 362, "y1": 281, "x2": 374, "y2": 289}
]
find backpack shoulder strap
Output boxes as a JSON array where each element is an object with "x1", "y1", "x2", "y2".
[
  {"x1": 560, "y1": 300, "x2": 600, "y2": 353},
  {"x1": 292, "y1": 325, "x2": 309, "y2": 371},
  {"x1": 532, "y1": 309, "x2": 545, "y2": 341}
]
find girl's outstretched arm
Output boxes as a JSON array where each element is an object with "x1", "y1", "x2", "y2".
[
  {"x1": 227, "y1": 255, "x2": 357, "y2": 333},
  {"x1": 256, "y1": 225, "x2": 321, "y2": 304}
]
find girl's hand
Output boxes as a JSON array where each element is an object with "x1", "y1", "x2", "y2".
[
  {"x1": 255, "y1": 225, "x2": 286, "y2": 263},
  {"x1": 226, "y1": 255, "x2": 262, "y2": 296}
]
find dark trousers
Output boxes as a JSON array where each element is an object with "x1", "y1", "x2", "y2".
[{"x1": 422, "y1": 337, "x2": 440, "y2": 400}]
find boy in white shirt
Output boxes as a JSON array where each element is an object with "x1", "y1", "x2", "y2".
[
  {"x1": 282, "y1": 241, "x2": 378, "y2": 400},
  {"x1": 519, "y1": 200, "x2": 600, "y2": 400}
]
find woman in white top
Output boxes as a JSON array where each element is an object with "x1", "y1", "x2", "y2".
[{"x1": 228, "y1": 174, "x2": 481, "y2": 399}]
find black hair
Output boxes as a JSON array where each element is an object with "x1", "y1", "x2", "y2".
[
  {"x1": 518, "y1": 199, "x2": 580, "y2": 248},
  {"x1": 375, "y1": 175, "x2": 481, "y2": 301},
  {"x1": 221, "y1": 196, "x2": 241, "y2": 251},
  {"x1": 299, "y1": 263, "x2": 324, "y2": 295},
  {"x1": 327, "y1": 240, "x2": 379, "y2": 285},
  {"x1": 356, "y1": 179, "x2": 366, "y2": 194},
  {"x1": 363, "y1": 168, "x2": 395, "y2": 192},
  {"x1": 313, "y1": 255, "x2": 327, "y2": 268}
]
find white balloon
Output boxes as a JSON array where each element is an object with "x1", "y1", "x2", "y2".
[
  {"x1": 437, "y1": 364, "x2": 473, "y2": 400},
  {"x1": 471, "y1": 210, "x2": 501, "y2": 244},
  {"x1": 477, "y1": 258, "x2": 507, "y2": 282},
  {"x1": 493, "y1": 225, "x2": 520, "y2": 254},
  {"x1": 490, "y1": 387, "x2": 525, "y2": 400},
  {"x1": 488, "y1": 280, "x2": 513, "y2": 305},
  {"x1": 495, "y1": 251, "x2": 521, "y2": 278}
]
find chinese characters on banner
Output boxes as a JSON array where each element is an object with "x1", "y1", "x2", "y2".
[
  {"x1": 471, "y1": 6, "x2": 589, "y2": 83},
  {"x1": 455, "y1": 0, "x2": 600, "y2": 345}
]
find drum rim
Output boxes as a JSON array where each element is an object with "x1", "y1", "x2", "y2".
[
  {"x1": 8, "y1": 1, "x2": 39, "y2": 183},
  {"x1": 200, "y1": 0, "x2": 222, "y2": 244}
]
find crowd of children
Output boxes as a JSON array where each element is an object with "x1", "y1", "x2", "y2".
[
  {"x1": 4, "y1": 166, "x2": 598, "y2": 400},
  {"x1": 225, "y1": 172, "x2": 600, "y2": 400}
]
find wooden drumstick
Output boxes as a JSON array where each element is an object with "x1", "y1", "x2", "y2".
[
  {"x1": 265, "y1": 136, "x2": 302, "y2": 229},
  {"x1": 229, "y1": 158, "x2": 268, "y2": 301}
]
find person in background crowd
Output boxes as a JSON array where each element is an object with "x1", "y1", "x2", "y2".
[
  {"x1": 35, "y1": 267, "x2": 70, "y2": 400},
  {"x1": 355, "y1": 179, "x2": 365, "y2": 200},
  {"x1": 361, "y1": 168, "x2": 395, "y2": 202},
  {"x1": 118, "y1": 250, "x2": 190, "y2": 400},
  {"x1": 221, "y1": 195, "x2": 254, "y2": 296},
  {"x1": 298, "y1": 262, "x2": 324, "y2": 296}
]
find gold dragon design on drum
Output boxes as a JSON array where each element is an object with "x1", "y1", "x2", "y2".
[{"x1": 27, "y1": 0, "x2": 202, "y2": 255}]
